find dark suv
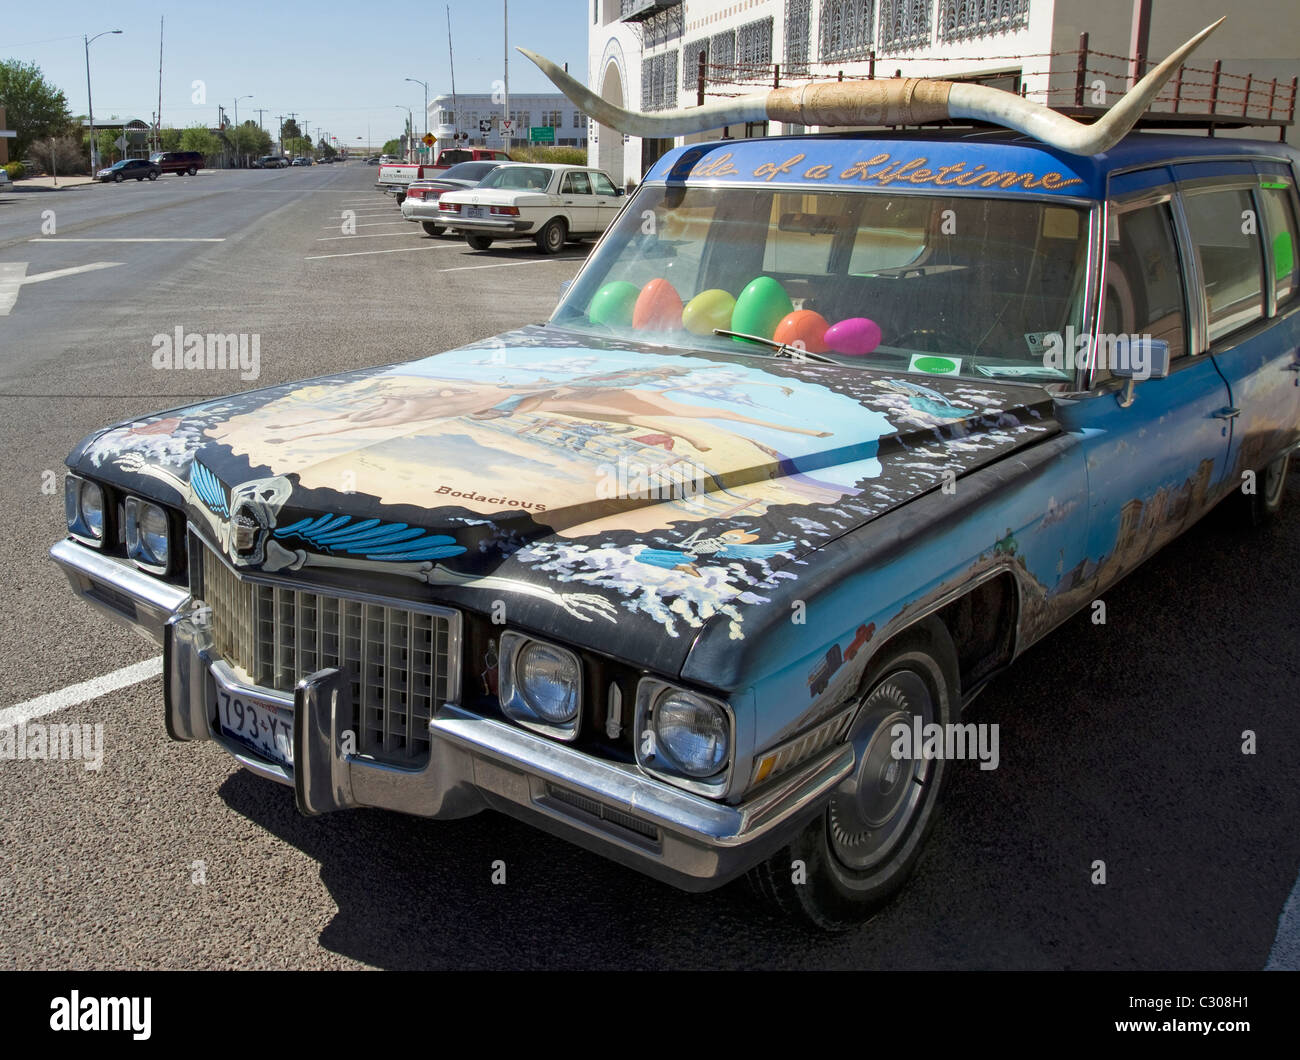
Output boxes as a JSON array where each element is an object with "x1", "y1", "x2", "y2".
[{"x1": 149, "y1": 151, "x2": 204, "y2": 176}]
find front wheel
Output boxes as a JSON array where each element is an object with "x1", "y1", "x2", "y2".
[
  {"x1": 421, "y1": 222, "x2": 445, "y2": 237},
  {"x1": 465, "y1": 235, "x2": 493, "y2": 251},
  {"x1": 535, "y1": 218, "x2": 567, "y2": 255},
  {"x1": 747, "y1": 618, "x2": 959, "y2": 931},
  {"x1": 113, "y1": 173, "x2": 124, "y2": 183}
]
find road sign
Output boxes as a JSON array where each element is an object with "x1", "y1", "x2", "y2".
[
  {"x1": 530, "y1": 126, "x2": 555, "y2": 143},
  {"x1": 479, "y1": 119, "x2": 491, "y2": 134},
  {"x1": 422, "y1": 133, "x2": 435, "y2": 147},
  {"x1": 501, "y1": 120, "x2": 513, "y2": 134},
  {"x1": 114, "y1": 135, "x2": 128, "y2": 150}
]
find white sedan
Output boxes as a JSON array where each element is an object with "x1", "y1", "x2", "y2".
[{"x1": 437, "y1": 163, "x2": 625, "y2": 254}]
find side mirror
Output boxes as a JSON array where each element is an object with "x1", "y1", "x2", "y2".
[
  {"x1": 616, "y1": 188, "x2": 625, "y2": 197},
  {"x1": 1113, "y1": 338, "x2": 1171, "y2": 407}
]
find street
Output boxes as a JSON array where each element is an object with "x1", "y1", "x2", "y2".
[{"x1": 0, "y1": 163, "x2": 1297, "y2": 970}]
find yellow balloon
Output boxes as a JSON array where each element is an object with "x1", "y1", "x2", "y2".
[{"x1": 681, "y1": 289, "x2": 736, "y2": 337}]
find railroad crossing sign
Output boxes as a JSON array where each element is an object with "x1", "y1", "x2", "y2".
[{"x1": 422, "y1": 133, "x2": 435, "y2": 147}]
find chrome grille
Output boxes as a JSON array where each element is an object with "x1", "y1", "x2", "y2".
[{"x1": 199, "y1": 544, "x2": 458, "y2": 766}]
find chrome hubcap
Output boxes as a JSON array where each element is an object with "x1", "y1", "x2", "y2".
[{"x1": 827, "y1": 669, "x2": 934, "y2": 872}]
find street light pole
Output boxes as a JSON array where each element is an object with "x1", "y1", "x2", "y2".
[
  {"x1": 405, "y1": 78, "x2": 429, "y2": 150},
  {"x1": 84, "y1": 29, "x2": 122, "y2": 170},
  {"x1": 233, "y1": 95, "x2": 252, "y2": 167}
]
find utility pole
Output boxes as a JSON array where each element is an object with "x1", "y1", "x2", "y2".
[
  {"x1": 502, "y1": 0, "x2": 510, "y2": 154},
  {"x1": 256, "y1": 108, "x2": 265, "y2": 130},
  {"x1": 155, "y1": 17, "x2": 164, "y2": 152}
]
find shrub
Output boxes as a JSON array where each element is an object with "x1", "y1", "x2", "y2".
[
  {"x1": 507, "y1": 145, "x2": 588, "y2": 165},
  {"x1": 3, "y1": 161, "x2": 25, "y2": 180}
]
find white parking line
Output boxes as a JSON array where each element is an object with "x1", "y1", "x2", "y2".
[
  {"x1": 0, "y1": 657, "x2": 164, "y2": 729},
  {"x1": 437, "y1": 257, "x2": 586, "y2": 273},
  {"x1": 28, "y1": 238, "x2": 226, "y2": 243},
  {"x1": 316, "y1": 232, "x2": 424, "y2": 241},
  {"x1": 319, "y1": 222, "x2": 408, "y2": 230},
  {"x1": 305, "y1": 243, "x2": 464, "y2": 261}
]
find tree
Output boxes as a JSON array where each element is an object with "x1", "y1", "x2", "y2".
[
  {"x1": 381, "y1": 138, "x2": 401, "y2": 157},
  {"x1": 283, "y1": 136, "x2": 312, "y2": 158},
  {"x1": 317, "y1": 137, "x2": 337, "y2": 159},
  {"x1": 0, "y1": 59, "x2": 73, "y2": 160},
  {"x1": 228, "y1": 121, "x2": 270, "y2": 165},
  {"x1": 179, "y1": 124, "x2": 220, "y2": 158},
  {"x1": 94, "y1": 128, "x2": 118, "y2": 166},
  {"x1": 159, "y1": 127, "x2": 183, "y2": 151},
  {"x1": 281, "y1": 118, "x2": 301, "y2": 142},
  {"x1": 27, "y1": 134, "x2": 88, "y2": 176}
]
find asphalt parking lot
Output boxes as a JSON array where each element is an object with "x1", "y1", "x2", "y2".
[{"x1": 0, "y1": 162, "x2": 1297, "y2": 970}]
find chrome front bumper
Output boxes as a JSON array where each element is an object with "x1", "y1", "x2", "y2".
[{"x1": 51, "y1": 539, "x2": 852, "y2": 891}]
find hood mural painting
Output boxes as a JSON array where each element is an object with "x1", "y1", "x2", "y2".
[{"x1": 75, "y1": 329, "x2": 1055, "y2": 644}]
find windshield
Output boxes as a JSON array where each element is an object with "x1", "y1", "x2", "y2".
[
  {"x1": 477, "y1": 166, "x2": 552, "y2": 191},
  {"x1": 550, "y1": 184, "x2": 1091, "y2": 381}
]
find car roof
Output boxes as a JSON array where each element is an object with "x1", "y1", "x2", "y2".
[{"x1": 645, "y1": 130, "x2": 1299, "y2": 201}]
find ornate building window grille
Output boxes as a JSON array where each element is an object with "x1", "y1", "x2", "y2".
[
  {"x1": 683, "y1": 38, "x2": 709, "y2": 90},
  {"x1": 878, "y1": 0, "x2": 932, "y2": 52},
  {"x1": 819, "y1": 0, "x2": 874, "y2": 61},
  {"x1": 784, "y1": 0, "x2": 813, "y2": 76},
  {"x1": 711, "y1": 30, "x2": 737, "y2": 74},
  {"x1": 642, "y1": 6, "x2": 684, "y2": 49},
  {"x1": 937, "y1": 0, "x2": 1029, "y2": 42},
  {"x1": 737, "y1": 17, "x2": 774, "y2": 72},
  {"x1": 641, "y1": 50, "x2": 680, "y2": 110}
]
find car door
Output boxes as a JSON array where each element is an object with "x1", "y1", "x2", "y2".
[
  {"x1": 1175, "y1": 162, "x2": 1300, "y2": 488},
  {"x1": 558, "y1": 171, "x2": 597, "y2": 232},
  {"x1": 590, "y1": 170, "x2": 623, "y2": 233},
  {"x1": 1062, "y1": 181, "x2": 1234, "y2": 592}
]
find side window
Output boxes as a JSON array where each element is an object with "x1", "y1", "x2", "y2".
[
  {"x1": 1181, "y1": 187, "x2": 1266, "y2": 343},
  {"x1": 568, "y1": 172, "x2": 592, "y2": 195},
  {"x1": 1259, "y1": 183, "x2": 1299, "y2": 307},
  {"x1": 591, "y1": 172, "x2": 618, "y2": 197},
  {"x1": 1104, "y1": 202, "x2": 1187, "y2": 359}
]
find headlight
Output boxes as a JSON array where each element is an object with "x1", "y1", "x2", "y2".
[
  {"x1": 653, "y1": 690, "x2": 729, "y2": 778},
  {"x1": 65, "y1": 475, "x2": 106, "y2": 545},
  {"x1": 636, "y1": 680, "x2": 733, "y2": 794},
  {"x1": 124, "y1": 497, "x2": 171, "y2": 573},
  {"x1": 499, "y1": 632, "x2": 582, "y2": 740}
]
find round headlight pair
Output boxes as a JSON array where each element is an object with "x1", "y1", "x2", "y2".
[
  {"x1": 125, "y1": 497, "x2": 171, "y2": 572},
  {"x1": 65, "y1": 476, "x2": 105, "y2": 543},
  {"x1": 500, "y1": 633, "x2": 583, "y2": 739},
  {"x1": 651, "y1": 689, "x2": 729, "y2": 779}
]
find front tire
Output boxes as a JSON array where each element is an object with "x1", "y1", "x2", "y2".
[
  {"x1": 421, "y1": 221, "x2": 445, "y2": 237},
  {"x1": 747, "y1": 618, "x2": 959, "y2": 932},
  {"x1": 113, "y1": 173, "x2": 124, "y2": 183},
  {"x1": 465, "y1": 235, "x2": 493, "y2": 250},
  {"x1": 535, "y1": 218, "x2": 567, "y2": 255}
]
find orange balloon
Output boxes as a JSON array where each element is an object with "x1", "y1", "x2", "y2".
[
  {"x1": 772, "y1": 310, "x2": 831, "y2": 354},
  {"x1": 632, "y1": 279, "x2": 684, "y2": 331}
]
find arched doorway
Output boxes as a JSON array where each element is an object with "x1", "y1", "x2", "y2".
[{"x1": 598, "y1": 61, "x2": 625, "y2": 186}]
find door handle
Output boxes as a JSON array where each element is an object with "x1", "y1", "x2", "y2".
[{"x1": 1212, "y1": 407, "x2": 1241, "y2": 420}]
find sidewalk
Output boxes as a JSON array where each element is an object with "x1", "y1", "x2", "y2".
[{"x1": 7, "y1": 174, "x2": 100, "y2": 191}]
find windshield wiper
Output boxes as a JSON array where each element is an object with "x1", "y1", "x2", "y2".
[{"x1": 711, "y1": 329, "x2": 837, "y2": 364}]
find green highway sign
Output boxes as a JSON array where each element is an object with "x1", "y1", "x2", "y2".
[{"x1": 529, "y1": 126, "x2": 555, "y2": 143}]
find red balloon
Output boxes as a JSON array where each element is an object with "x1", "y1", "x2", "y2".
[
  {"x1": 632, "y1": 279, "x2": 683, "y2": 331},
  {"x1": 772, "y1": 310, "x2": 831, "y2": 354}
]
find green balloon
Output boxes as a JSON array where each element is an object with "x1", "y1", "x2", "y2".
[
  {"x1": 730, "y1": 276, "x2": 794, "y2": 342},
  {"x1": 588, "y1": 281, "x2": 641, "y2": 328}
]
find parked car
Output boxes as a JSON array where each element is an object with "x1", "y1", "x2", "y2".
[
  {"x1": 366, "y1": 156, "x2": 381, "y2": 165},
  {"x1": 291, "y1": 157, "x2": 312, "y2": 166},
  {"x1": 149, "y1": 150, "x2": 203, "y2": 176},
  {"x1": 257, "y1": 156, "x2": 290, "y2": 169},
  {"x1": 438, "y1": 163, "x2": 623, "y2": 253},
  {"x1": 378, "y1": 148, "x2": 512, "y2": 203},
  {"x1": 49, "y1": 27, "x2": 1300, "y2": 930},
  {"x1": 95, "y1": 158, "x2": 162, "y2": 183},
  {"x1": 0, "y1": 168, "x2": 10, "y2": 190},
  {"x1": 400, "y1": 161, "x2": 504, "y2": 235}
]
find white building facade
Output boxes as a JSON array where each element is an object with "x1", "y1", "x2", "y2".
[
  {"x1": 429, "y1": 93, "x2": 590, "y2": 149},
  {"x1": 588, "y1": 0, "x2": 1299, "y2": 186}
]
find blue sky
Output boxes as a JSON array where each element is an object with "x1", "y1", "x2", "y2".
[{"x1": 4, "y1": 0, "x2": 588, "y2": 148}]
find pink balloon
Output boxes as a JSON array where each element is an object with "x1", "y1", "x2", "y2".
[{"x1": 824, "y1": 317, "x2": 883, "y2": 356}]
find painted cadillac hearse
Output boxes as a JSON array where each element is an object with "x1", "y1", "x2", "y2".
[{"x1": 51, "y1": 23, "x2": 1300, "y2": 928}]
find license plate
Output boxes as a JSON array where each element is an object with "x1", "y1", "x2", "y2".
[
  {"x1": 466, "y1": 206, "x2": 485, "y2": 219},
  {"x1": 215, "y1": 683, "x2": 294, "y2": 767}
]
